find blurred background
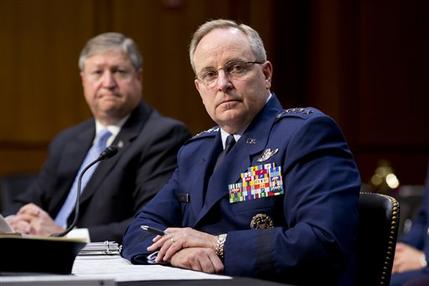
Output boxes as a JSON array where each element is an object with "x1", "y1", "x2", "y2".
[{"x1": 0, "y1": 0, "x2": 428, "y2": 232}]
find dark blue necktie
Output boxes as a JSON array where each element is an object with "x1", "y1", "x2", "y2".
[{"x1": 214, "y1": 134, "x2": 236, "y2": 170}]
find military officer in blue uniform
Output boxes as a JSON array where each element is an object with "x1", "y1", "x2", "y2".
[{"x1": 121, "y1": 19, "x2": 361, "y2": 285}]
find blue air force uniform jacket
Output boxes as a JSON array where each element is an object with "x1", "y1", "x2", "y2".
[{"x1": 121, "y1": 96, "x2": 361, "y2": 285}]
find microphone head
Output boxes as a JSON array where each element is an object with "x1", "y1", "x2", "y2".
[{"x1": 98, "y1": 145, "x2": 119, "y2": 160}]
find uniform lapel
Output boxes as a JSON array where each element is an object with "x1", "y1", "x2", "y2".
[
  {"x1": 189, "y1": 130, "x2": 222, "y2": 215},
  {"x1": 194, "y1": 96, "x2": 283, "y2": 226}
]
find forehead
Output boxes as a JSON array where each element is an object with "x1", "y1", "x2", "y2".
[
  {"x1": 193, "y1": 28, "x2": 254, "y2": 69},
  {"x1": 83, "y1": 49, "x2": 132, "y2": 69}
]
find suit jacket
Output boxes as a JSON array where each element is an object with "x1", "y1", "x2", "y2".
[
  {"x1": 121, "y1": 96, "x2": 361, "y2": 285},
  {"x1": 5, "y1": 102, "x2": 191, "y2": 243}
]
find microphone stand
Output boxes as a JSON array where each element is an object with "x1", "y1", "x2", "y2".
[{"x1": 52, "y1": 146, "x2": 118, "y2": 237}]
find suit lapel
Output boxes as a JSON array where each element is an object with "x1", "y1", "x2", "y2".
[
  {"x1": 52, "y1": 123, "x2": 94, "y2": 213},
  {"x1": 61, "y1": 124, "x2": 94, "y2": 176},
  {"x1": 78, "y1": 102, "x2": 152, "y2": 206},
  {"x1": 193, "y1": 96, "x2": 283, "y2": 226}
]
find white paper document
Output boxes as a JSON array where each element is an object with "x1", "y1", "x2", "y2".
[
  {"x1": 0, "y1": 214, "x2": 14, "y2": 233},
  {"x1": 72, "y1": 255, "x2": 232, "y2": 281}
]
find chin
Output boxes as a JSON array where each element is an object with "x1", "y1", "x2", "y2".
[
  {"x1": 98, "y1": 100, "x2": 122, "y2": 110},
  {"x1": 216, "y1": 113, "x2": 244, "y2": 127},
  {"x1": 218, "y1": 107, "x2": 244, "y2": 118}
]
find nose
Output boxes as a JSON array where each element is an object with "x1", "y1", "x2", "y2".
[
  {"x1": 101, "y1": 71, "x2": 117, "y2": 89},
  {"x1": 216, "y1": 69, "x2": 232, "y2": 91}
]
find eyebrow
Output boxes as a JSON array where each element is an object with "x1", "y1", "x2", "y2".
[{"x1": 200, "y1": 58, "x2": 246, "y2": 70}]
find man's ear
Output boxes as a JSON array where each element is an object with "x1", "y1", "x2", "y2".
[
  {"x1": 80, "y1": 72, "x2": 85, "y2": 85},
  {"x1": 137, "y1": 68, "x2": 143, "y2": 81},
  {"x1": 262, "y1": 61, "x2": 273, "y2": 89},
  {"x1": 195, "y1": 78, "x2": 201, "y2": 93}
]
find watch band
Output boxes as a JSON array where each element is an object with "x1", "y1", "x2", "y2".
[{"x1": 215, "y1": 233, "x2": 227, "y2": 260}]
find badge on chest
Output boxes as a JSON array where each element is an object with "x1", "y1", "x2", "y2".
[{"x1": 228, "y1": 162, "x2": 284, "y2": 203}]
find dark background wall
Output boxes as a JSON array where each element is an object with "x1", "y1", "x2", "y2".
[{"x1": 0, "y1": 0, "x2": 428, "y2": 186}]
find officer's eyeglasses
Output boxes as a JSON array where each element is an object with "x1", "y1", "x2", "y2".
[{"x1": 196, "y1": 59, "x2": 264, "y2": 88}]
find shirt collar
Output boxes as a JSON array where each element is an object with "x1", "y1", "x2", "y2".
[
  {"x1": 94, "y1": 115, "x2": 129, "y2": 146},
  {"x1": 220, "y1": 129, "x2": 241, "y2": 150}
]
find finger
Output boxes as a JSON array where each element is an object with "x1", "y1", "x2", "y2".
[
  {"x1": 189, "y1": 255, "x2": 203, "y2": 272},
  {"x1": 164, "y1": 227, "x2": 180, "y2": 234},
  {"x1": 14, "y1": 213, "x2": 37, "y2": 223},
  {"x1": 198, "y1": 253, "x2": 215, "y2": 273},
  {"x1": 392, "y1": 262, "x2": 399, "y2": 273},
  {"x1": 12, "y1": 220, "x2": 32, "y2": 234},
  {"x1": 163, "y1": 239, "x2": 184, "y2": 261},
  {"x1": 394, "y1": 263, "x2": 404, "y2": 273},
  {"x1": 18, "y1": 203, "x2": 40, "y2": 216},
  {"x1": 8, "y1": 220, "x2": 22, "y2": 232},
  {"x1": 148, "y1": 234, "x2": 171, "y2": 251},
  {"x1": 155, "y1": 239, "x2": 175, "y2": 263},
  {"x1": 27, "y1": 219, "x2": 48, "y2": 236},
  {"x1": 208, "y1": 253, "x2": 224, "y2": 273}
]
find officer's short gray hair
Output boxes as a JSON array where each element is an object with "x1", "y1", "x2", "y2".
[
  {"x1": 79, "y1": 32, "x2": 142, "y2": 71},
  {"x1": 189, "y1": 19, "x2": 267, "y2": 72}
]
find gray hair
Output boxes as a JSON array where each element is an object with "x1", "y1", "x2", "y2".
[
  {"x1": 79, "y1": 32, "x2": 143, "y2": 71},
  {"x1": 189, "y1": 19, "x2": 267, "y2": 72}
]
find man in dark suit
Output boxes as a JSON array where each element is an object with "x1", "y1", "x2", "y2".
[
  {"x1": 121, "y1": 19, "x2": 361, "y2": 285},
  {"x1": 391, "y1": 167, "x2": 429, "y2": 286},
  {"x1": 4, "y1": 32, "x2": 191, "y2": 243}
]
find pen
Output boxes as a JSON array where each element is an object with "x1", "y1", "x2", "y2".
[{"x1": 140, "y1": 225, "x2": 166, "y2": 236}]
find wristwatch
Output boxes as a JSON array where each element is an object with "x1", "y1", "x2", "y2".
[{"x1": 215, "y1": 233, "x2": 227, "y2": 260}]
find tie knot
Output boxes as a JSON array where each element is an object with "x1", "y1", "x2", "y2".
[
  {"x1": 224, "y1": 134, "x2": 236, "y2": 153},
  {"x1": 96, "y1": 129, "x2": 112, "y2": 150}
]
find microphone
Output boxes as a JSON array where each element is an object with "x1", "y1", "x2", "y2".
[{"x1": 52, "y1": 145, "x2": 119, "y2": 237}]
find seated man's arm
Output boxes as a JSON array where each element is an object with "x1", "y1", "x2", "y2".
[{"x1": 393, "y1": 242, "x2": 426, "y2": 273}]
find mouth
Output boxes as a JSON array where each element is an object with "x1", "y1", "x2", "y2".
[
  {"x1": 98, "y1": 92, "x2": 120, "y2": 99},
  {"x1": 217, "y1": 99, "x2": 240, "y2": 108}
]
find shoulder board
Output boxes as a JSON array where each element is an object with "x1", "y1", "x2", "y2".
[
  {"x1": 276, "y1": 107, "x2": 314, "y2": 120},
  {"x1": 186, "y1": 126, "x2": 219, "y2": 143}
]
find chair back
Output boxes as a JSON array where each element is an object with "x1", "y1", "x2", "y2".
[
  {"x1": 0, "y1": 174, "x2": 36, "y2": 213},
  {"x1": 357, "y1": 192, "x2": 400, "y2": 286}
]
